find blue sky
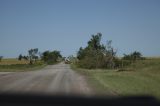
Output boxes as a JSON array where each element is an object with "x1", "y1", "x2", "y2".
[{"x1": 0, "y1": 0, "x2": 160, "y2": 58}]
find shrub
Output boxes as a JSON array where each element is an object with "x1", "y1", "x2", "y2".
[{"x1": 76, "y1": 33, "x2": 117, "y2": 69}]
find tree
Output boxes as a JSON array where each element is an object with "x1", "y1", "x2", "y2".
[
  {"x1": 0, "y1": 56, "x2": 3, "y2": 62},
  {"x1": 87, "y1": 33, "x2": 102, "y2": 50},
  {"x1": 34, "y1": 56, "x2": 39, "y2": 62},
  {"x1": 132, "y1": 51, "x2": 142, "y2": 61},
  {"x1": 28, "y1": 48, "x2": 39, "y2": 64},
  {"x1": 18, "y1": 54, "x2": 23, "y2": 61},
  {"x1": 123, "y1": 51, "x2": 144, "y2": 62},
  {"x1": 41, "y1": 51, "x2": 50, "y2": 62},
  {"x1": 77, "y1": 47, "x2": 85, "y2": 60},
  {"x1": 23, "y1": 56, "x2": 29, "y2": 60},
  {"x1": 77, "y1": 33, "x2": 104, "y2": 61},
  {"x1": 41, "y1": 50, "x2": 62, "y2": 64},
  {"x1": 76, "y1": 33, "x2": 117, "y2": 69}
]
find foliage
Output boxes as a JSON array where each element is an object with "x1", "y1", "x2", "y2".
[
  {"x1": 0, "y1": 56, "x2": 3, "y2": 62},
  {"x1": 121, "y1": 51, "x2": 145, "y2": 68},
  {"x1": 28, "y1": 48, "x2": 39, "y2": 64},
  {"x1": 18, "y1": 54, "x2": 23, "y2": 61},
  {"x1": 76, "y1": 33, "x2": 146, "y2": 69},
  {"x1": 76, "y1": 33, "x2": 117, "y2": 69},
  {"x1": 41, "y1": 50, "x2": 62, "y2": 64},
  {"x1": 123, "y1": 51, "x2": 144, "y2": 61},
  {"x1": 18, "y1": 54, "x2": 29, "y2": 61},
  {"x1": 23, "y1": 56, "x2": 29, "y2": 60},
  {"x1": 112, "y1": 51, "x2": 145, "y2": 69}
]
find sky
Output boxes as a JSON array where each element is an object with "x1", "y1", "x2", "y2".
[{"x1": 0, "y1": 0, "x2": 160, "y2": 58}]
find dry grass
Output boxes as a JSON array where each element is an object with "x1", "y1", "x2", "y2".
[
  {"x1": 0, "y1": 58, "x2": 46, "y2": 72},
  {"x1": 0, "y1": 58, "x2": 29, "y2": 65}
]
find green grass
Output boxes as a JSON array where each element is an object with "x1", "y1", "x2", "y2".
[
  {"x1": 71, "y1": 58, "x2": 160, "y2": 99},
  {"x1": 0, "y1": 58, "x2": 46, "y2": 72}
]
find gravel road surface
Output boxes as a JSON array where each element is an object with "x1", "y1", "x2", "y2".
[{"x1": 0, "y1": 63, "x2": 92, "y2": 96}]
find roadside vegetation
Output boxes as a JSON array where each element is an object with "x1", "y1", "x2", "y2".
[
  {"x1": 75, "y1": 33, "x2": 144, "y2": 69},
  {"x1": 41, "y1": 50, "x2": 62, "y2": 65},
  {"x1": 0, "y1": 56, "x2": 3, "y2": 62},
  {"x1": 0, "y1": 58, "x2": 45, "y2": 72},
  {"x1": 76, "y1": 33, "x2": 117, "y2": 69},
  {"x1": 72, "y1": 58, "x2": 160, "y2": 99},
  {"x1": 0, "y1": 48, "x2": 62, "y2": 72},
  {"x1": 71, "y1": 33, "x2": 160, "y2": 99}
]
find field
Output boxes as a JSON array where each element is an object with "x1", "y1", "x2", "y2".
[
  {"x1": 0, "y1": 58, "x2": 46, "y2": 72},
  {"x1": 0, "y1": 58, "x2": 29, "y2": 65},
  {"x1": 72, "y1": 58, "x2": 160, "y2": 99}
]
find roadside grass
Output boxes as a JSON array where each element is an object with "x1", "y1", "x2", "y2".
[
  {"x1": 71, "y1": 58, "x2": 160, "y2": 99},
  {"x1": 71, "y1": 65, "x2": 118, "y2": 96},
  {"x1": 0, "y1": 58, "x2": 46, "y2": 72},
  {"x1": 0, "y1": 58, "x2": 29, "y2": 65}
]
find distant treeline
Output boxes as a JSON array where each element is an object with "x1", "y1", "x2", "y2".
[
  {"x1": 1, "y1": 33, "x2": 145, "y2": 68},
  {"x1": 18, "y1": 49, "x2": 63, "y2": 65}
]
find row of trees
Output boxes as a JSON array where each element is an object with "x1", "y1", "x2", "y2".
[
  {"x1": 75, "y1": 33, "x2": 144, "y2": 69},
  {"x1": 41, "y1": 50, "x2": 62, "y2": 64},
  {"x1": 18, "y1": 48, "x2": 39, "y2": 64},
  {"x1": 123, "y1": 51, "x2": 145, "y2": 62},
  {"x1": 2, "y1": 33, "x2": 144, "y2": 69},
  {"x1": 18, "y1": 48, "x2": 62, "y2": 65}
]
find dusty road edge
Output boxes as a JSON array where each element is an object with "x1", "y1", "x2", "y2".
[{"x1": 70, "y1": 64, "x2": 118, "y2": 97}]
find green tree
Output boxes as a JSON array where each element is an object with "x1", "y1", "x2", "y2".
[
  {"x1": 41, "y1": 51, "x2": 50, "y2": 62},
  {"x1": 28, "y1": 48, "x2": 39, "y2": 64},
  {"x1": 132, "y1": 51, "x2": 142, "y2": 61},
  {"x1": 23, "y1": 56, "x2": 29, "y2": 60},
  {"x1": 77, "y1": 47, "x2": 85, "y2": 60},
  {"x1": 123, "y1": 51, "x2": 143, "y2": 62},
  {"x1": 87, "y1": 33, "x2": 102, "y2": 50},
  {"x1": 41, "y1": 50, "x2": 62, "y2": 64},
  {"x1": 0, "y1": 56, "x2": 3, "y2": 62},
  {"x1": 76, "y1": 33, "x2": 117, "y2": 69},
  {"x1": 18, "y1": 54, "x2": 23, "y2": 61}
]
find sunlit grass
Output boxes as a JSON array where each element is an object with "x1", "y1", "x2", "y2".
[
  {"x1": 72, "y1": 58, "x2": 160, "y2": 99},
  {"x1": 0, "y1": 58, "x2": 29, "y2": 65},
  {"x1": 0, "y1": 58, "x2": 46, "y2": 72}
]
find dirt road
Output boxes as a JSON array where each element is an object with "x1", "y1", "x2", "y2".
[{"x1": 0, "y1": 63, "x2": 92, "y2": 96}]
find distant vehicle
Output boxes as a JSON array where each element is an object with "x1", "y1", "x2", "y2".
[{"x1": 65, "y1": 59, "x2": 71, "y2": 64}]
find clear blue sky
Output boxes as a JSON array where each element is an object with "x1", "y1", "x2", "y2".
[{"x1": 0, "y1": 0, "x2": 160, "y2": 58}]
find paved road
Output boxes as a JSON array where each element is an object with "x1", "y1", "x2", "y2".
[{"x1": 0, "y1": 63, "x2": 92, "y2": 96}]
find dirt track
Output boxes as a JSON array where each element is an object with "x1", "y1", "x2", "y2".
[{"x1": 0, "y1": 63, "x2": 92, "y2": 96}]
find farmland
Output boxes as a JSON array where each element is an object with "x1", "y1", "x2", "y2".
[
  {"x1": 0, "y1": 58, "x2": 29, "y2": 65},
  {"x1": 0, "y1": 58, "x2": 45, "y2": 72}
]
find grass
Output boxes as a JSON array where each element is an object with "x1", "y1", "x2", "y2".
[
  {"x1": 0, "y1": 58, "x2": 46, "y2": 72},
  {"x1": 71, "y1": 58, "x2": 160, "y2": 99},
  {"x1": 0, "y1": 58, "x2": 29, "y2": 65}
]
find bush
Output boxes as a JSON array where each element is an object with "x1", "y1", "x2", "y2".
[
  {"x1": 41, "y1": 50, "x2": 62, "y2": 65},
  {"x1": 76, "y1": 33, "x2": 117, "y2": 69},
  {"x1": 123, "y1": 51, "x2": 145, "y2": 62}
]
